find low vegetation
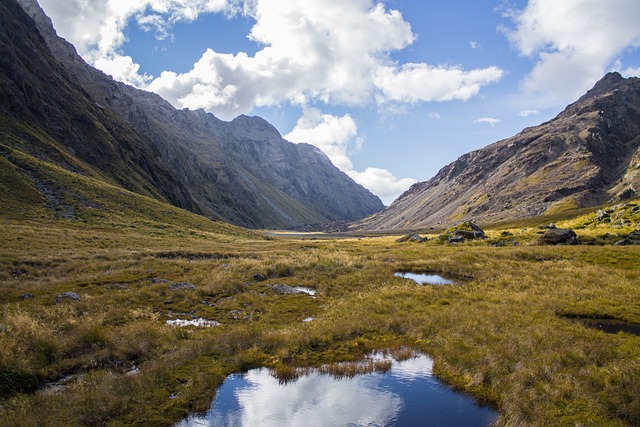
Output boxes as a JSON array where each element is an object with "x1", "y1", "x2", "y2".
[{"x1": 1, "y1": 199, "x2": 639, "y2": 426}]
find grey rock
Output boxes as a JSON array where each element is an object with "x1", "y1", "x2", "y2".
[
  {"x1": 538, "y1": 228, "x2": 578, "y2": 245},
  {"x1": 151, "y1": 277, "x2": 171, "y2": 284},
  {"x1": 55, "y1": 292, "x2": 80, "y2": 303},
  {"x1": 448, "y1": 236, "x2": 465, "y2": 244},
  {"x1": 168, "y1": 282, "x2": 196, "y2": 290},
  {"x1": 395, "y1": 233, "x2": 427, "y2": 243},
  {"x1": 271, "y1": 284, "x2": 310, "y2": 295},
  {"x1": 253, "y1": 273, "x2": 267, "y2": 281}
]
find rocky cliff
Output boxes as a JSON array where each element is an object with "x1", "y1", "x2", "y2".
[
  {"x1": 3, "y1": 0, "x2": 383, "y2": 229},
  {"x1": 359, "y1": 72, "x2": 640, "y2": 230}
]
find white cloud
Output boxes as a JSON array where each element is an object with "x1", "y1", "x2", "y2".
[
  {"x1": 470, "y1": 40, "x2": 480, "y2": 49},
  {"x1": 94, "y1": 54, "x2": 153, "y2": 87},
  {"x1": 285, "y1": 109, "x2": 415, "y2": 204},
  {"x1": 374, "y1": 64, "x2": 503, "y2": 104},
  {"x1": 474, "y1": 117, "x2": 501, "y2": 127},
  {"x1": 40, "y1": 0, "x2": 503, "y2": 119},
  {"x1": 284, "y1": 108, "x2": 359, "y2": 172},
  {"x1": 38, "y1": 0, "x2": 238, "y2": 82},
  {"x1": 518, "y1": 109, "x2": 540, "y2": 117},
  {"x1": 504, "y1": 0, "x2": 640, "y2": 103},
  {"x1": 347, "y1": 168, "x2": 417, "y2": 205},
  {"x1": 429, "y1": 112, "x2": 441, "y2": 120}
]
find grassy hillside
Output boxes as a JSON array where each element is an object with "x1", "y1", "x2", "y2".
[{"x1": 0, "y1": 195, "x2": 639, "y2": 425}]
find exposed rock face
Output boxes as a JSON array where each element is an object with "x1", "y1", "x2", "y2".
[
  {"x1": 5, "y1": 0, "x2": 383, "y2": 229},
  {"x1": 359, "y1": 72, "x2": 640, "y2": 230}
]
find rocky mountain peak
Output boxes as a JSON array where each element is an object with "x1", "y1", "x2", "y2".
[
  {"x1": 226, "y1": 114, "x2": 283, "y2": 142},
  {"x1": 357, "y1": 73, "x2": 640, "y2": 231},
  {"x1": 577, "y1": 72, "x2": 626, "y2": 102}
]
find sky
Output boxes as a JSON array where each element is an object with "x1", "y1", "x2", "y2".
[{"x1": 38, "y1": 0, "x2": 640, "y2": 205}]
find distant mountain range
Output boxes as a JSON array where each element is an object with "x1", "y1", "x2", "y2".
[
  {"x1": 358, "y1": 72, "x2": 640, "y2": 230},
  {"x1": 1, "y1": 0, "x2": 383, "y2": 229}
]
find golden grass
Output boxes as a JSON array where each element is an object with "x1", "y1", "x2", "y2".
[{"x1": 0, "y1": 212, "x2": 639, "y2": 425}]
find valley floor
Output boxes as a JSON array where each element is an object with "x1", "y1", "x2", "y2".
[{"x1": 0, "y1": 217, "x2": 639, "y2": 426}]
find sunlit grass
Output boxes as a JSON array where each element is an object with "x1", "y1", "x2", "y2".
[{"x1": 0, "y1": 207, "x2": 639, "y2": 425}]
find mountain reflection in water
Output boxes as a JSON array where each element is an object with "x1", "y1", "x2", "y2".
[{"x1": 178, "y1": 354, "x2": 497, "y2": 427}]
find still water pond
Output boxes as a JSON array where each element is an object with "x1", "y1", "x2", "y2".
[
  {"x1": 178, "y1": 354, "x2": 497, "y2": 427},
  {"x1": 394, "y1": 272, "x2": 455, "y2": 285}
]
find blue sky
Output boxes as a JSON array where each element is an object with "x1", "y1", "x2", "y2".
[{"x1": 38, "y1": 0, "x2": 640, "y2": 204}]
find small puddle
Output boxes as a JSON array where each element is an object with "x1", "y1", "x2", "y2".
[
  {"x1": 395, "y1": 272, "x2": 455, "y2": 285},
  {"x1": 166, "y1": 318, "x2": 221, "y2": 328},
  {"x1": 177, "y1": 352, "x2": 497, "y2": 427}
]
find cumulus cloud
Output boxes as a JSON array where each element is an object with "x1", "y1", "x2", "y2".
[
  {"x1": 374, "y1": 65, "x2": 503, "y2": 105},
  {"x1": 148, "y1": 1, "x2": 504, "y2": 118},
  {"x1": 284, "y1": 108, "x2": 360, "y2": 172},
  {"x1": 40, "y1": 0, "x2": 503, "y2": 119},
  {"x1": 39, "y1": 0, "x2": 238, "y2": 82},
  {"x1": 503, "y1": 0, "x2": 640, "y2": 103},
  {"x1": 285, "y1": 109, "x2": 415, "y2": 204},
  {"x1": 474, "y1": 117, "x2": 501, "y2": 127},
  {"x1": 347, "y1": 168, "x2": 417, "y2": 205},
  {"x1": 94, "y1": 55, "x2": 153, "y2": 87}
]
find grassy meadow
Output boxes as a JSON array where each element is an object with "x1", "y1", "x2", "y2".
[{"x1": 0, "y1": 203, "x2": 639, "y2": 426}]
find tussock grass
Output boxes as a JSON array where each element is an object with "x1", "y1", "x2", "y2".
[{"x1": 1, "y1": 209, "x2": 639, "y2": 425}]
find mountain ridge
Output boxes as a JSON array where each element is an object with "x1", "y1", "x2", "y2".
[
  {"x1": 358, "y1": 72, "x2": 640, "y2": 231},
  {"x1": 3, "y1": 0, "x2": 383, "y2": 229}
]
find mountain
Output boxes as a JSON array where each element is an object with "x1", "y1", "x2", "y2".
[
  {"x1": 2, "y1": 0, "x2": 383, "y2": 229},
  {"x1": 359, "y1": 72, "x2": 640, "y2": 231}
]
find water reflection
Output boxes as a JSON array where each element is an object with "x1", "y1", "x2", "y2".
[
  {"x1": 394, "y1": 272, "x2": 455, "y2": 285},
  {"x1": 178, "y1": 354, "x2": 497, "y2": 427}
]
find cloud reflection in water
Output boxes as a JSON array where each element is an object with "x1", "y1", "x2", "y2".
[{"x1": 179, "y1": 354, "x2": 497, "y2": 427}]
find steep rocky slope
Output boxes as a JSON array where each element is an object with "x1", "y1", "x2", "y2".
[
  {"x1": 359, "y1": 72, "x2": 640, "y2": 230},
  {"x1": 3, "y1": 0, "x2": 383, "y2": 229}
]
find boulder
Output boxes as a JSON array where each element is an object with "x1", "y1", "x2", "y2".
[
  {"x1": 450, "y1": 222, "x2": 486, "y2": 240},
  {"x1": 538, "y1": 228, "x2": 578, "y2": 245},
  {"x1": 448, "y1": 236, "x2": 465, "y2": 244},
  {"x1": 453, "y1": 230, "x2": 486, "y2": 240},
  {"x1": 252, "y1": 273, "x2": 267, "y2": 281},
  {"x1": 395, "y1": 233, "x2": 428, "y2": 243}
]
